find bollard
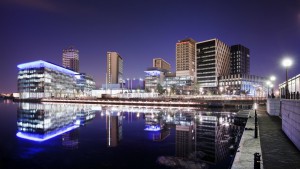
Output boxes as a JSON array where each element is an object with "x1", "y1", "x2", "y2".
[
  {"x1": 254, "y1": 109, "x2": 258, "y2": 138},
  {"x1": 254, "y1": 152, "x2": 261, "y2": 169}
]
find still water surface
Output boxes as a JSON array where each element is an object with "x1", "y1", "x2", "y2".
[{"x1": 0, "y1": 101, "x2": 245, "y2": 169}]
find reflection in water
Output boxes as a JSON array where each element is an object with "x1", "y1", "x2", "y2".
[
  {"x1": 157, "y1": 110, "x2": 243, "y2": 169},
  {"x1": 15, "y1": 103, "x2": 244, "y2": 168},
  {"x1": 62, "y1": 129, "x2": 79, "y2": 149},
  {"x1": 16, "y1": 103, "x2": 95, "y2": 144},
  {"x1": 104, "y1": 107, "x2": 123, "y2": 147}
]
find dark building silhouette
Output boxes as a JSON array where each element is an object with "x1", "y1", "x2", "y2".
[{"x1": 230, "y1": 44, "x2": 250, "y2": 75}]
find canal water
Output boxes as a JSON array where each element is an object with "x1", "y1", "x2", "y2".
[{"x1": 0, "y1": 100, "x2": 246, "y2": 169}]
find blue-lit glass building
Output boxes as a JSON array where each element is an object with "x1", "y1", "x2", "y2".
[{"x1": 17, "y1": 60, "x2": 95, "y2": 99}]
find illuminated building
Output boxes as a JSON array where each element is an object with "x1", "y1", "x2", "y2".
[
  {"x1": 163, "y1": 74, "x2": 193, "y2": 94},
  {"x1": 219, "y1": 74, "x2": 266, "y2": 95},
  {"x1": 279, "y1": 74, "x2": 300, "y2": 98},
  {"x1": 17, "y1": 60, "x2": 95, "y2": 99},
  {"x1": 107, "y1": 52, "x2": 123, "y2": 84},
  {"x1": 196, "y1": 39, "x2": 231, "y2": 94},
  {"x1": 75, "y1": 73, "x2": 96, "y2": 97},
  {"x1": 176, "y1": 38, "x2": 196, "y2": 78},
  {"x1": 144, "y1": 67, "x2": 167, "y2": 92},
  {"x1": 62, "y1": 46, "x2": 79, "y2": 72},
  {"x1": 153, "y1": 58, "x2": 171, "y2": 71},
  {"x1": 230, "y1": 45, "x2": 250, "y2": 75}
]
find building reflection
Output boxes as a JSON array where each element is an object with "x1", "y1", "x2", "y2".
[
  {"x1": 157, "y1": 109, "x2": 242, "y2": 168},
  {"x1": 16, "y1": 102, "x2": 242, "y2": 166},
  {"x1": 16, "y1": 103, "x2": 95, "y2": 148},
  {"x1": 62, "y1": 129, "x2": 79, "y2": 149},
  {"x1": 175, "y1": 112, "x2": 194, "y2": 158},
  {"x1": 194, "y1": 112, "x2": 234, "y2": 164},
  {"x1": 104, "y1": 107, "x2": 123, "y2": 147}
]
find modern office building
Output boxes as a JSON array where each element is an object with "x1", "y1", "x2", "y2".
[
  {"x1": 176, "y1": 38, "x2": 196, "y2": 77},
  {"x1": 144, "y1": 67, "x2": 167, "y2": 92},
  {"x1": 17, "y1": 60, "x2": 95, "y2": 99},
  {"x1": 153, "y1": 58, "x2": 171, "y2": 71},
  {"x1": 75, "y1": 73, "x2": 96, "y2": 97},
  {"x1": 62, "y1": 46, "x2": 79, "y2": 72},
  {"x1": 230, "y1": 45, "x2": 250, "y2": 75},
  {"x1": 279, "y1": 74, "x2": 300, "y2": 99},
  {"x1": 163, "y1": 74, "x2": 193, "y2": 95},
  {"x1": 196, "y1": 39, "x2": 231, "y2": 94},
  {"x1": 107, "y1": 52, "x2": 123, "y2": 84},
  {"x1": 219, "y1": 74, "x2": 266, "y2": 95}
]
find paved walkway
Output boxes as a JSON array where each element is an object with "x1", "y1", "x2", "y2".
[
  {"x1": 257, "y1": 106, "x2": 300, "y2": 169},
  {"x1": 231, "y1": 110, "x2": 263, "y2": 169}
]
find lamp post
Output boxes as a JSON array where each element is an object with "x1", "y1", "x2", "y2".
[
  {"x1": 270, "y1": 75, "x2": 276, "y2": 98},
  {"x1": 266, "y1": 81, "x2": 271, "y2": 98},
  {"x1": 254, "y1": 103, "x2": 258, "y2": 138},
  {"x1": 282, "y1": 58, "x2": 293, "y2": 99}
]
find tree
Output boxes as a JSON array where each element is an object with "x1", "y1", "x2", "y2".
[{"x1": 156, "y1": 84, "x2": 164, "y2": 95}]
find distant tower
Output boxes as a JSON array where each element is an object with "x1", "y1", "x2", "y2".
[
  {"x1": 230, "y1": 44, "x2": 250, "y2": 75},
  {"x1": 62, "y1": 46, "x2": 79, "y2": 72},
  {"x1": 107, "y1": 52, "x2": 123, "y2": 84},
  {"x1": 176, "y1": 38, "x2": 196, "y2": 77},
  {"x1": 153, "y1": 58, "x2": 171, "y2": 71}
]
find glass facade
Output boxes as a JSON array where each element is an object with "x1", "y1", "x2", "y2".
[
  {"x1": 219, "y1": 74, "x2": 266, "y2": 95},
  {"x1": 17, "y1": 60, "x2": 95, "y2": 99}
]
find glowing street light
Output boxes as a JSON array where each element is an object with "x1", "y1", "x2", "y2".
[
  {"x1": 266, "y1": 81, "x2": 271, "y2": 98},
  {"x1": 219, "y1": 86, "x2": 224, "y2": 95},
  {"x1": 282, "y1": 58, "x2": 293, "y2": 99},
  {"x1": 270, "y1": 75, "x2": 276, "y2": 98},
  {"x1": 270, "y1": 75, "x2": 276, "y2": 81}
]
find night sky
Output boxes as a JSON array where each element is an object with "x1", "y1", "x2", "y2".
[{"x1": 1, "y1": 0, "x2": 300, "y2": 93}]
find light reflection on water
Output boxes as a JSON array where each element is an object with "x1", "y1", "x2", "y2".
[{"x1": 3, "y1": 102, "x2": 246, "y2": 169}]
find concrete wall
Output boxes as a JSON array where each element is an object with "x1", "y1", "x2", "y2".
[
  {"x1": 281, "y1": 100, "x2": 300, "y2": 150},
  {"x1": 266, "y1": 98, "x2": 281, "y2": 116}
]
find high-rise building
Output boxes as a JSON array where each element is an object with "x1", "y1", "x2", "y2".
[
  {"x1": 196, "y1": 39, "x2": 230, "y2": 93},
  {"x1": 153, "y1": 58, "x2": 171, "y2": 71},
  {"x1": 62, "y1": 47, "x2": 79, "y2": 72},
  {"x1": 230, "y1": 44, "x2": 250, "y2": 75},
  {"x1": 176, "y1": 38, "x2": 196, "y2": 77},
  {"x1": 107, "y1": 52, "x2": 123, "y2": 84}
]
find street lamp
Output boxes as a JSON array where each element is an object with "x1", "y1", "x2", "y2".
[
  {"x1": 219, "y1": 86, "x2": 224, "y2": 95},
  {"x1": 282, "y1": 58, "x2": 293, "y2": 99},
  {"x1": 270, "y1": 75, "x2": 276, "y2": 98},
  {"x1": 266, "y1": 81, "x2": 271, "y2": 98}
]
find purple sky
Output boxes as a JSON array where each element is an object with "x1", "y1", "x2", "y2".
[{"x1": 1, "y1": 0, "x2": 300, "y2": 92}]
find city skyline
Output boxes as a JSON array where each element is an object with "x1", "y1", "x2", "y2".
[{"x1": 1, "y1": 0, "x2": 300, "y2": 92}]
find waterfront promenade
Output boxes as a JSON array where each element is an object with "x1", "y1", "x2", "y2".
[
  {"x1": 233, "y1": 105, "x2": 300, "y2": 169},
  {"x1": 257, "y1": 106, "x2": 300, "y2": 169}
]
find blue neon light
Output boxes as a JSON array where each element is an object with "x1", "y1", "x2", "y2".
[
  {"x1": 16, "y1": 125, "x2": 79, "y2": 142},
  {"x1": 17, "y1": 60, "x2": 78, "y2": 76},
  {"x1": 144, "y1": 70, "x2": 161, "y2": 76},
  {"x1": 144, "y1": 125, "x2": 161, "y2": 131}
]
